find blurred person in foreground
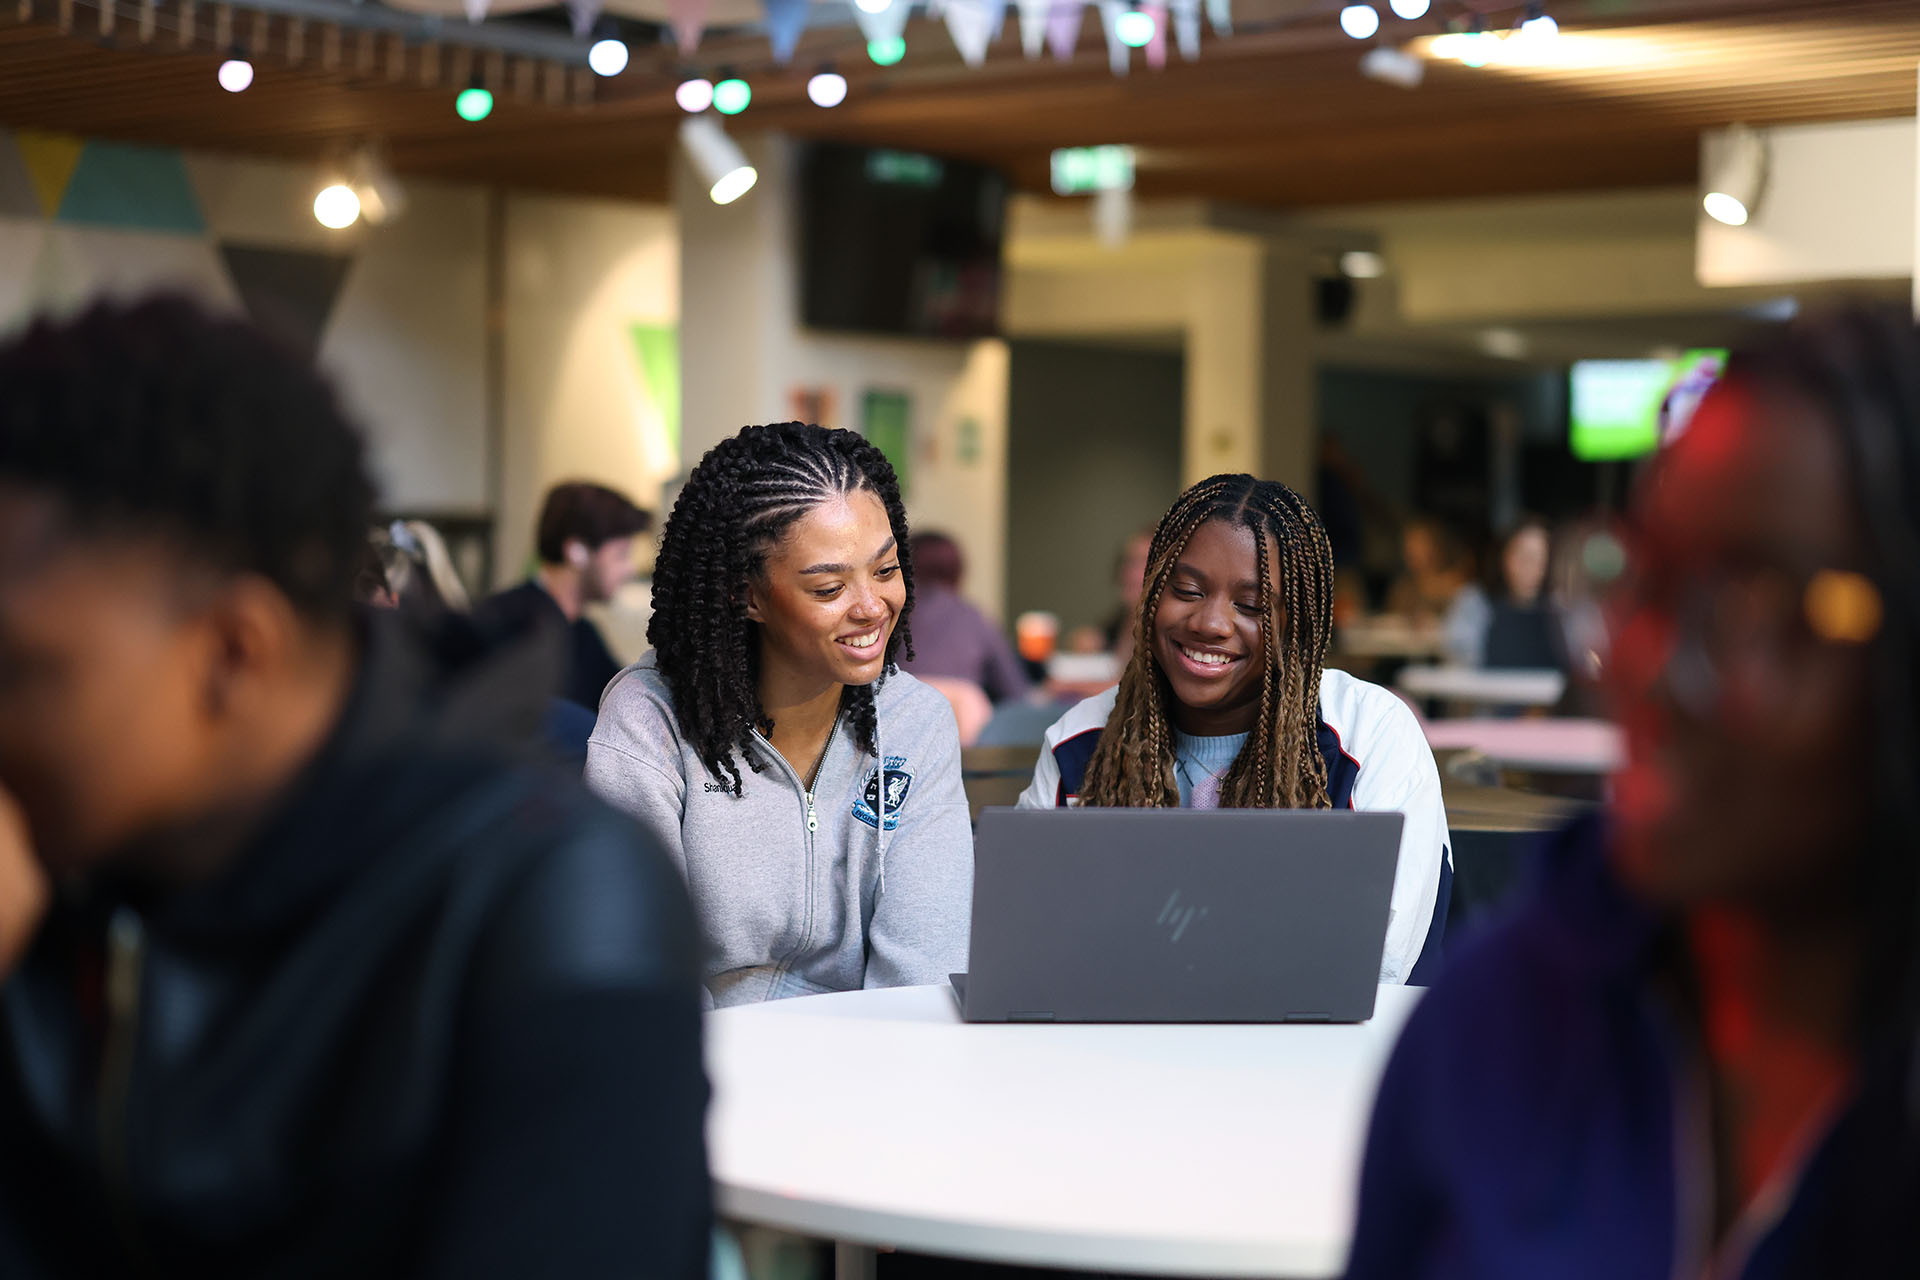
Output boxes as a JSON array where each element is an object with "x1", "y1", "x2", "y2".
[
  {"x1": 473, "y1": 480, "x2": 651, "y2": 712},
  {"x1": 0, "y1": 297, "x2": 709, "y2": 1278},
  {"x1": 1345, "y1": 309, "x2": 1920, "y2": 1279},
  {"x1": 898, "y1": 531, "x2": 1030, "y2": 705}
]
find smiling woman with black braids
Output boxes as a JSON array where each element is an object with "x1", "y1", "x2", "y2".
[
  {"x1": 587, "y1": 422, "x2": 973, "y2": 1009},
  {"x1": 1017, "y1": 474, "x2": 1452, "y2": 985}
]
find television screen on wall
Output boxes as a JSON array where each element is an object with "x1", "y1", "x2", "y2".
[
  {"x1": 797, "y1": 143, "x2": 1007, "y2": 339},
  {"x1": 1569, "y1": 350, "x2": 1727, "y2": 461}
]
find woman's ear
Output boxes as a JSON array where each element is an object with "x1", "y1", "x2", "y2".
[{"x1": 743, "y1": 577, "x2": 766, "y2": 624}]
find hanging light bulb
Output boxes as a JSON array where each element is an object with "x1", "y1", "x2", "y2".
[
  {"x1": 1520, "y1": 7, "x2": 1558, "y2": 40},
  {"x1": 1114, "y1": 6, "x2": 1155, "y2": 47},
  {"x1": 1339, "y1": 4, "x2": 1379, "y2": 39},
  {"x1": 1388, "y1": 0, "x2": 1428, "y2": 17},
  {"x1": 855, "y1": 0, "x2": 891, "y2": 12},
  {"x1": 218, "y1": 57, "x2": 254, "y2": 92},
  {"x1": 711, "y1": 76, "x2": 751, "y2": 114},
  {"x1": 588, "y1": 38, "x2": 629, "y2": 76},
  {"x1": 313, "y1": 183, "x2": 361, "y2": 229},
  {"x1": 867, "y1": 36, "x2": 906, "y2": 65},
  {"x1": 676, "y1": 77, "x2": 715, "y2": 112},
  {"x1": 807, "y1": 69, "x2": 848, "y2": 107},
  {"x1": 456, "y1": 85, "x2": 494, "y2": 121}
]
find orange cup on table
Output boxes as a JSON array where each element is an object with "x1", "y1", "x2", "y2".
[{"x1": 1015, "y1": 611, "x2": 1059, "y2": 666}]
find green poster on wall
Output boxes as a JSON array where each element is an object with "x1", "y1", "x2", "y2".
[
  {"x1": 628, "y1": 324, "x2": 681, "y2": 461},
  {"x1": 862, "y1": 389, "x2": 911, "y2": 497}
]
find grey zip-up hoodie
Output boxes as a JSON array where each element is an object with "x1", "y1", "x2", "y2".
[{"x1": 585, "y1": 653, "x2": 973, "y2": 1008}]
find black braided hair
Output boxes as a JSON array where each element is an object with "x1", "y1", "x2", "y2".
[
  {"x1": 649, "y1": 422, "x2": 914, "y2": 794},
  {"x1": 1080, "y1": 473, "x2": 1336, "y2": 809}
]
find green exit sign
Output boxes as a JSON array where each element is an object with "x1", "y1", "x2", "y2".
[
  {"x1": 1050, "y1": 145, "x2": 1135, "y2": 196},
  {"x1": 866, "y1": 150, "x2": 945, "y2": 188}
]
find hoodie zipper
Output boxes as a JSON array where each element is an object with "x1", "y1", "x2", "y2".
[
  {"x1": 99, "y1": 906, "x2": 147, "y2": 1260},
  {"x1": 750, "y1": 708, "x2": 845, "y2": 992}
]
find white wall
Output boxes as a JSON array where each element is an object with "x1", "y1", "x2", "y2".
[
  {"x1": 1696, "y1": 118, "x2": 1917, "y2": 289},
  {"x1": 500, "y1": 193, "x2": 679, "y2": 584},
  {"x1": 677, "y1": 133, "x2": 1013, "y2": 619}
]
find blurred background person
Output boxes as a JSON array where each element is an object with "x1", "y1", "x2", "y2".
[
  {"x1": 0, "y1": 297, "x2": 710, "y2": 1279},
  {"x1": 899, "y1": 530, "x2": 1030, "y2": 711},
  {"x1": 1388, "y1": 517, "x2": 1490, "y2": 667},
  {"x1": 1478, "y1": 516, "x2": 1568, "y2": 674},
  {"x1": 1346, "y1": 308, "x2": 1920, "y2": 1279},
  {"x1": 473, "y1": 480, "x2": 651, "y2": 712}
]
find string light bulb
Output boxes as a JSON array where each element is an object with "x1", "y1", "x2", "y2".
[
  {"x1": 218, "y1": 57, "x2": 253, "y2": 92},
  {"x1": 1114, "y1": 6, "x2": 1155, "y2": 47},
  {"x1": 1339, "y1": 4, "x2": 1380, "y2": 39},
  {"x1": 676, "y1": 77, "x2": 714, "y2": 112},
  {"x1": 588, "y1": 38, "x2": 629, "y2": 76},
  {"x1": 712, "y1": 77, "x2": 751, "y2": 115},
  {"x1": 807, "y1": 70, "x2": 848, "y2": 107}
]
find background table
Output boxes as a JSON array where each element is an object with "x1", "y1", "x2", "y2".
[
  {"x1": 1396, "y1": 664, "x2": 1566, "y2": 709},
  {"x1": 708, "y1": 984, "x2": 1423, "y2": 1278},
  {"x1": 1423, "y1": 717, "x2": 1622, "y2": 776}
]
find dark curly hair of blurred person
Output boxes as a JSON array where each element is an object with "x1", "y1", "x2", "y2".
[
  {"x1": 649, "y1": 422, "x2": 914, "y2": 795},
  {"x1": 0, "y1": 295, "x2": 376, "y2": 623}
]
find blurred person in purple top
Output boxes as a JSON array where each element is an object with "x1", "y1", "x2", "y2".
[
  {"x1": 1344, "y1": 308, "x2": 1920, "y2": 1280},
  {"x1": 898, "y1": 531, "x2": 1030, "y2": 704}
]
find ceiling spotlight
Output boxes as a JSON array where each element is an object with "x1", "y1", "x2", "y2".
[
  {"x1": 807, "y1": 70, "x2": 848, "y2": 108},
  {"x1": 347, "y1": 147, "x2": 408, "y2": 226},
  {"x1": 1339, "y1": 4, "x2": 1380, "y2": 40},
  {"x1": 868, "y1": 36, "x2": 906, "y2": 65},
  {"x1": 680, "y1": 116, "x2": 757, "y2": 205},
  {"x1": 218, "y1": 57, "x2": 254, "y2": 92},
  {"x1": 1703, "y1": 125, "x2": 1768, "y2": 227},
  {"x1": 855, "y1": 0, "x2": 892, "y2": 11},
  {"x1": 676, "y1": 77, "x2": 714, "y2": 112},
  {"x1": 588, "y1": 38, "x2": 629, "y2": 76},
  {"x1": 1388, "y1": 0, "x2": 1428, "y2": 17},
  {"x1": 1114, "y1": 6, "x2": 1156, "y2": 47},
  {"x1": 1339, "y1": 250, "x2": 1386, "y2": 279},
  {"x1": 313, "y1": 183, "x2": 361, "y2": 230},
  {"x1": 712, "y1": 76, "x2": 751, "y2": 115},
  {"x1": 456, "y1": 85, "x2": 494, "y2": 121}
]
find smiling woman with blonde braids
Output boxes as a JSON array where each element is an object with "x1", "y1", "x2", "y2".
[{"x1": 1017, "y1": 474, "x2": 1452, "y2": 984}]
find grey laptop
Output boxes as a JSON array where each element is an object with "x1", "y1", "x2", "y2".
[{"x1": 950, "y1": 807, "x2": 1404, "y2": 1024}]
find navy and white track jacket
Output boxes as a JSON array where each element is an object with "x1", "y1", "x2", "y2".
[{"x1": 1016, "y1": 667, "x2": 1451, "y2": 984}]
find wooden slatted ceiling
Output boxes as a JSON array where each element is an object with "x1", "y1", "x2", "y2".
[{"x1": 0, "y1": 0, "x2": 1915, "y2": 207}]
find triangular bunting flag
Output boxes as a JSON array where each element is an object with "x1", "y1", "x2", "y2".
[
  {"x1": 763, "y1": 0, "x2": 809, "y2": 62},
  {"x1": 463, "y1": 0, "x2": 488, "y2": 22},
  {"x1": 1172, "y1": 0, "x2": 1200, "y2": 59},
  {"x1": 669, "y1": 0, "x2": 708, "y2": 51},
  {"x1": 13, "y1": 130, "x2": 84, "y2": 220},
  {"x1": 1096, "y1": 0, "x2": 1130, "y2": 75},
  {"x1": 925, "y1": 0, "x2": 947, "y2": 17},
  {"x1": 1046, "y1": 0, "x2": 1082, "y2": 60},
  {"x1": 945, "y1": 0, "x2": 999, "y2": 66},
  {"x1": 1204, "y1": 0, "x2": 1229, "y2": 36},
  {"x1": 59, "y1": 141, "x2": 204, "y2": 234},
  {"x1": 219, "y1": 244, "x2": 353, "y2": 361},
  {"x1": 1144, "y1": 1, "x2": 1167, "y2": 67},
  {"x1": 853, "y1": 0, "x2": 911, "y2": 46},
  {"x1": 567, "y1": 0, "x2": 599, "y2": 36},
  {"x1": 0, "y1": 133, "x2": 42, "y2": 218},
  {"x1": 1016, "y1": 0, "x2": 1048, "y2": 58}
]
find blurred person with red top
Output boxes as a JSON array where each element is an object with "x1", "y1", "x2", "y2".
[{"x1": 1346, "y1": 308, "x2": 1920, "y2": 1280}]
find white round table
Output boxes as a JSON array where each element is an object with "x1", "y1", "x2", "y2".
[
  {"x1": 1397, "y1": 664, "x2": 1566, "y2": 708},
  {"x1": 707, "y1": 983, "x2": 1422, "y2": 1277}
]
